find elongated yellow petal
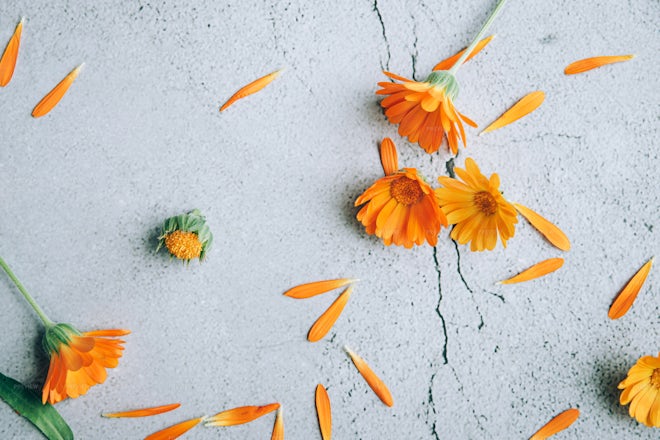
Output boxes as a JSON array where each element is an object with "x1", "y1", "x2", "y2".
[
  {"x1": 529, "y1": 408, "x2": 579, "y2": 440},
  {"x1": 345, "y1": 346, "x2": 393, "y2": 407},
  {"x1": 205, "y1": 403, "x2": 280, "y2": 426},
  {"x1": 433, "y1": 35, "x2": 494, "y2": 71},
  {"x1": 308, "y1": 286, "x2": 352, "y2": 342},
  {"x1": 380, "y1": 137, "x2": 398, "y2": 176},
  {"x1": 513, "y1": 204, "x2": 570, "y2": 251},
  {"x1": 145, "y1": 416, "x2": 204, "y2": 440},
  {"x1": 499, "y1": 258, "x2": 564, "y2": 285},
  {"x1": 481, "y1": 91, "x2": 545, "y2": 134},
  {"x1": 103, "y1": 403, "x2": 180, "y2": 418},
  {"x1": 0, "y1": 18, "x2": 24, "y2": 87},
  {"x1": 608, "y1": 257, "x2": 654, "y2": 320},
  {"x1": 564, "y1": 55, "x2": 634, "y2": 75},
  {"x1": 315, "y1": 385, "x2": 331, "y2": 440},
  {"x1": 32, "y1": 64, "x2": 83, "y2": 118},
  {"x1": 270, "y1": 408, "x2": 284, "y2": 440},
  {"x1": 283, "y1": 278, "x2": 357, "y2": 299},
  {"x1": 219, "y1": 69, "x2": 282, "y2": 111}
]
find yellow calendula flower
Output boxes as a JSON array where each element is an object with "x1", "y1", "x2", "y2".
[
  {"x1": 156, "y1": 209, "x2": 213, "y2": 262},
  {"x1": 618, "y1": 353, "x2": 660, "y2": 427}
]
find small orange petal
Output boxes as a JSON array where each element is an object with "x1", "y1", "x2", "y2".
[
  {"x1": 219, "y1": 69, "x2": 282, "y2": 111},
  {"x1": 32, "y1": 64, "x2": 83, "y2": 118},
  {"x1": 144, "y1": 416, "x2": 204, "y2": 440},
  {"x1": 564, "y1": 55, "x2": 634, "y2": 75},
  {"x1": 283, "y1": 278, "x2": 356, "y2": 299},
  {"x1": 315, "y1": 385, "x2": 332, "y2": 440},
  {"x1": 513, "y1": 204, "x2": 570, "y2": 251},
  {"x1": 380, "y1": 137, "x2": 398, "y2": 176},
  {"x1": 498, "y1": 258, "x2": 564, "y2": 285},
  {"x1": 345, "y1": 346, "x2": 393, "y2": 407},
  {"x1": 102, "y1": 403, "x2": 180, "y2": 418},
  {"x1": 270, "y1": 408, "x2": 284, "y2": 440},
  {"x1": 480, "y1": 91, "x2": 545, "y2": 134},
  {"x1": 84, "y1": 329, "x2": 131, "y2": 337},
  {"x1": 205, "y1": 403, "x2": 280, "y2": 426},
  {"x1": 307, "y1": 286, "x2": 352, "y2": 342},
  {"x1": 0, "y1": 17, "x2": 24, "y2": 87},
  {"x1": 529, "y1": 408, "x2": 580, "y2": 440},
  {"x1": 432, "y1": 35, "x2": 495, "y2": 71},
  {"x1": 608, "y1": 257, "x2": 654, "y2": 320}
]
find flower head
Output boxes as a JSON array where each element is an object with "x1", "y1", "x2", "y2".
[
  {"x1": 618, "y1": 353, "x2": 660, "y2": 427},
  {"x1": 156, "y1": 209, "x2": 213, "y2": 262},
  {"x1": 436, "y1": 158, "x2": 517, "y2": 251},
  {"x1": 42, "y1": 324, "x2": 129, "y2": 404}
]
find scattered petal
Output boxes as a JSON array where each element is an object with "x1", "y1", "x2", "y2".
[
  {"x1": 102, "y1": 403, "x2": 180, "y2": 418},
  {"x1": 0, "y1": 17, "x2": 24, "y2": 87},
  {"x1": 270, "y1": 408, "x2": 284, "y2": 440},
  {"x1": 513, "y1": 203, "x2": 570, "y2": 251},
  {"x1": 145, "y1": 416, "x2": 204, "y2": 440},
  {"x1": 32, "y1": 64, "x2": 83, "y2": 118},
  {"x1": 480, "y1": 91, "x2": 545, "y2": 135},
  {"x1": 529, "y1": 408, "x2": 580, "y2": 440},
  {"x1": 379, "y1": 138, "x2": 398, "y2": 176},
  {"x1": 498, "y1": 258, "x2": 564, "y2": 285},
  {"x1": 608, "y1": 257, "x2": 654, "y2": 320},
  {"x1": 432, "y1": 35, "x2": 495, "y2": 71},
  {"x1": 205, "y1": 403, "x2": 280, "y2": 426},
  {"x1": 283, "y1": 278, "x2": 357, "y2": 299},
  {"x1": 83, "y1": 329, "x2": 131, "y2": 337},
  {"x1": 315, "y1": 385, "x2": 331, "y2": 440},
  {"x1": 344, "y1": 346, "x2": 393, "y2": 407},
  {"x1": 307, "y1": 286, "x2": 352, "y2": 342},
  {"x1": 564, "y1": 55, "x2": 634, "y2": 75},
  {"x1": 219, "y1": 69, "x2": 282, "y2": 111}
]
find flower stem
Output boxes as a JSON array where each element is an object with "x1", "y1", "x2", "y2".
[
  {"x1": 0, "y1": 256, "x2": 54, "y2": 327},
  {"x1": 448, "y1": 0, "x2": 508, "y2": 75}
]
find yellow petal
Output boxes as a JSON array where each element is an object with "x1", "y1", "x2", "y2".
[
  {"x1": 283, "y1": 278, "x2": 356, "y2": 299},
  {"x1": 564, "y1": 55, "x2": 634, "y2": 75},
  {"x1": 0, "y1": 18, "x2": 24, "y2": 87},
  {"x1": 270, "y1": 408, "x2": 284, "y2": 440},
  {"x1": 144, "y1": 416, "x2": 204, "y2": 440},
  {"x1": 219, "y1": 69, "x2": 282, "y2": 111},
  {"x1": 432, "y1": 35, "x2": 495, "y2": 71},
  {"x1": 205, "y1": 403, "x2": 280, "y2": 426},
  {"x1": 380, "y1": 137, "x2": 398, "y2": 176},
  {"x1": 498, "y1": 258, "x2": 564, "y2": 285},
  {"x1": 345, "y1": 346, "x2": 394, "y2": 407},
  {"x1": 529, "y1": 408, "x2": 580, "y2": 440},
  {"x1": 32, "y1": 64, "x2": 83, "y2": 118},
  {"x1": 102, "y1": 403, "x2": 180, "y2": 418},
  {"x1": 608, "y1": 257, "x2": 654, "y2": 320},
  {"x1": 513, "y1": 204, "x2": 570, "y2": 251},
  {"x1": 307, "y1": 286, "x2": 352, "y2": 342},
  {"x1": 481, "y1": 91, "x2": 545, "y2": 134},
  {"x1": 315, "y1": 384, "x2": 332, "y2": 440}
]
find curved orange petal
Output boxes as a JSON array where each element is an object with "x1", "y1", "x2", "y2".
[
  {"x1": 380, "y1": 138, "x2": 398, "y2": 176},
  {"x1": 308, "y1": 286, "x2": 352, "y2": 342},
  {"x1": 205, "y1": 403, "x2": 280, "y2": 426},
  {"x1": 0, "y1": 18, "x2": 24, "y2": 87},
  {"x1": 433, "y1": 35, "x2": 494, "y2": 71},
  {"x1": 145, "y1": 416, "x2": 204, "y2": 440},
  {"x1": 283, "y1": 278, "x2": 356, "y2": 299},
  {"x1": 529, "y1": 408, "x2": 580, "y2": 440},
  {"x1": 345, "y1": 346, "x2": 393, "y2": 407},
  {"x1": 103, "y1": 403, "x2": 181, "y2": 418},
  {"x1": 32, "y1": 64, "x2": 83, "y2": 118},
  {"x1": 220, "y1": 69, "x2": 282, "y2": 111},
  {"x1": 513, "y1": 203, "x2": 570, "y2": 251},
  {"x1": 315, "y1": 385, "x2": 332, "y2": 440},
  {"x1": 498, "y1": 258, "x2": 564, "y2": 284},
  {"x1": 608, "y1": 258, "x2": 654, "y2": 319},
  {"x1": 481, "y1": 91, "x2": 545, "y2": 134},
  {"x1": 564, "y1": 55, "x2": 634, "y2": 75}
]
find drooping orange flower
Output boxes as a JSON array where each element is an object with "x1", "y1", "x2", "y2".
[
  {"x1": 618, "y1": 353, "x2": 660, "y2": 427},
  {"x1": 436, "y1": 158, "x2": 517, "y2": 251}
]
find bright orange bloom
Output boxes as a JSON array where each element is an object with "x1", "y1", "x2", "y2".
[
  {"x1": 355, "y1": 168, "x2": 447, "y2": 248},
  {"x1": 436, "y1": 158, "x2": 517, "y2": 251},
  {"x1": 565, "y1": 55, "x2": 634, "y2": 75},
  {"x1": 529, "y1": 408, "x2": 580, "y2": 440},
  {"x1": 42, "y1": 325, "x2": 129, "y2": 404},
  {"x1": 618, "y1": 353, "x2": 660, "y2": 427}
]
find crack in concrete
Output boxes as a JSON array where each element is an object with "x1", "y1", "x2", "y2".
[
  {"x1": 426, "y1": 371, "x2": 441, "y2": 440},
  {"x1": 409, "y1": 13, "x2": 419, "y2": 81},
  {"x1": 432, "y1": 246, "x2": 449, "y2": 365},
  {"x1": 372, "y1": 0, "x2": 391, "y2": 71}
]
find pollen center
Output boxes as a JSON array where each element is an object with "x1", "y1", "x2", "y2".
[
  {"x1": 165, "y1": 230, "x2": 202, "y2": 260},
  {"x1": 390, "y1": 176, "x2": 423, "y2": 205},
  {"x1": 474, "y1": 191, "x2": 497, "y2": 215},
  {"x1": 651, "y1": 369, "x2": 660, "y2": 389}
]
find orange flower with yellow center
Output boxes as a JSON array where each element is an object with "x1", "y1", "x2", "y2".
[
  {"x1": 436, "y1": 158, "x2": 517, "y2": 251},
  {"x1": 156, "y1": 209, "x2": 213, "y2": 262},
  {"x1": 618, "y1": 353, "x2": 660, "y2": 427},
  {"x1": 164, "y1": 230, "x2": 203, "y2": 260}
]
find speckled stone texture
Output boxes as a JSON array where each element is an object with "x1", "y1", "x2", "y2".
[{"x1": 0, "y1": 0, "x2": 658, "y2": 439}]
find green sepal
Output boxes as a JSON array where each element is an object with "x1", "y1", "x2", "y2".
[
  {"x1": 156, "y1": 209, "x2": 214, "y2": 261},
  {"x1": 0, "y1": 371, "x2": 74, "y2": 440},
  {"x1": 426, "y1": 71, "x2": 460, "y2": 100},
  {"x1": 42, "y1": 323, "x2": 79, "y2": 355}
]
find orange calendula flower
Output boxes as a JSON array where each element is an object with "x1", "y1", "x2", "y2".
[
  {"x1": 618, "y1": 353, "x2": 660, "y2": 427},
  {"x1": 436, "y1": 158, "x2": 517, "y2": 251},
  {"x1": 156, "y1": 209, "x2": 213, "y2": 262},
  {"x1": 565, "y1": 55, "x2": 634, "y2": 75}
]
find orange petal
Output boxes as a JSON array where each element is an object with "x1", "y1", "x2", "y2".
[
  {"x1": 0, "y1": 17, "x2": 24, "y2": 87},
  {"x1": 345, "y1": 346, "x2": 393, "y2": 407},
  {"x1": 270, "y1": 408, "x2": 284, "y2": 440},
  {"x1": 608, "y1": 257, "x2": 654, "y2": 320},
  {"x1": 32, "y1": 64, "x2": 83, "y2": 118},
  {"x1": 219, "y1": 69, "x2": 282, "y2": 111},
  {"x1": 498, "y1": 258, "x2": 564, "y2": 285},
  {"x1": 564, "y1": 55, "x2": 634, "y2": 75},
  {"x1": 283, "y1": 278, "x2": 356, "y2": 299},
  {"x1": 480, "y1": 91, "x2": 545, "y2": 134},
  {"x1": 144, "y1": 416, "x2": 204, "y2": 440},
  {"x1": 432, "y1": 35, "x2": 494, "y2": 71},
  {"x1": 307, "y1": 286, "x2": 352, "y2": 342},
  {"x1": 205, "y1": 403, "x2": 280, "y2": 426},
  {"x1": 380, "y1": 137, "x2": 398, "y2": 176},
  {"x1": 529, "y1": 408, "x2": 580, "y2": 440},
  {"x1": 315, "y1": 384, "x2": 331, "y2": 440},
  {"x1": 102, "y1": 403, "x2": 180, "y2": 418},
  {"x1": 84, "y1": 329, "x2": 131, "y2": 337},
  {"x1": 513, "y1": 204, "x2": 570, "y2": 251}
]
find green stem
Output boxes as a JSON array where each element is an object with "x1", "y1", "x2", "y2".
[
  {"x1": 448, "y1": 0, "x2": 508, "y2": 75},
  {"x1": 0, "y1": 256, "x2": 54, "y2": 327}
]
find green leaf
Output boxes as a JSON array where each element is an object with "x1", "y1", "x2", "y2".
[{"x1": 0, "y1": 371, "x2": 74, "y2": 440}]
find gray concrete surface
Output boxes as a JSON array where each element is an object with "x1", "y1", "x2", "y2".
[{"x1": 0, "y1": 0, "x2": 658, "y2": 438}]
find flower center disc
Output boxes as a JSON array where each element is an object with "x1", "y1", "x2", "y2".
[
  {"x1": 165, "y1": 230, "x2": 202, "y2": 260},
  {"x1": 651, "y1": 369, "x2": 660, "y2": 389},
  {"x1": 474, "y1": 191, "x2": 497, "y2": 215},
  {"x1": 390, "y1": 176, "x2": 424, "y2": 205}
]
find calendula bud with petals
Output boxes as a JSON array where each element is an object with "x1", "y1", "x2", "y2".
[{"x1": 156, "y1": 209, "x2": 213, "y2": 262}]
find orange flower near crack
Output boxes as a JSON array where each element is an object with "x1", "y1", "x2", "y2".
[{"x1": 618, "y1": 353, "x2": 660, "y2": 427}]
